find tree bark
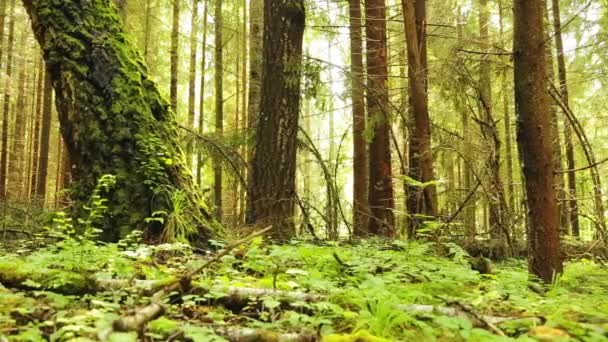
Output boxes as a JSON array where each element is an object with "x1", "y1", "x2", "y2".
[
  {"x1": 34, "y1": 67, "x2": 52, "y2": 204},
  {"x1": 197, "y1": 0, "x2": 208, "y2": 186},
  {"x1": 349, "y1": 0, "x2": 369, "y2": 236},
  {"x1": 8, "y1": 30, "x2": 28, "y2": 200},
  {"x1": 213, "y1": 0, "x2": 223, "y2": 220},
  {"x1": 186, "y1": 0, "x2": 198, "y2": 168},
  {"x1": 29, "y1": 56, "x2": 44, "y2": 200},
  {"x1": 0, "y1": 0, "x2": 7, "y2": 64},
  {"x1": 247, "y1": 0, "x2": 263, "y2": 166},
  {"x1": 366, "y1": 0, "x2": 395, "y2": 236},
  {"x1": 246, "y1": 0, "x2": 305, "y2": 240},
  {"x1": 0, "y1": 0, "x2": 16, "y2": 201},
  {"x1": 478, "y1": 0, "x2": 508, "y2": 243},
  {"x1": 551, "y1": 0, "x2": 580, "y2": 237},
  {"x1": 402, "y1": 0, "x2": 437, "y2": 238},
  {"x1": 22, "y1": 0, "x2": 214, "y2": 242},
  {"x1": 513, "y1": 0, "x2": 562, "y2": 283},
  {"x1": 170, "y1": 0, "x2": 180, "y2": 112}
]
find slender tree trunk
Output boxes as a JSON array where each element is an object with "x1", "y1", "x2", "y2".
[
  {"x1": 0, "y1": 0, "x2": 15, "y2": 201},
  {"x1": 402, "y1": 0, "x2": 437, "y2": 237},
  {"x1": 0, "y1": 0, "x2": 7, "y2": 64},
  {"x1": 23, "y1": 0, "x2": 214, "y2": 242},
  {"x1": 498, "y1": 0, "x2": 516, "y2": 220},
  {"x1": 365, "y1": 0, "x2": 394, "y2": 236},
  {"x1": 246, "y1": 0, "x2": 305, "y2": 240},
  {"x1": 170, "y1": 0, "x2": 180, "y2": 111},
  {"x1": 197, "y1": 0, "x2": 208, "y2": 186},
  {"x1": 326, "y1": 1, "x2": 337, "y2": 239},
  {"x1": 239, "y1": 0, "x2": 247, "y2": 224},
  {"x1": 551, "y1": 0, "x2": 580, "y2": 237},
  {"x1": 35, "y1": 69, "x2": 52, "y2": 205},
  {"x1": 213, "y1": 0, "x2": 223, "y2": 219},
  {"x1": 8, "y1": 30, "x2": 28, "y2": 200},
  {"x1": 187, "y1": 0, "x2": 198, "y2": 167},
  {"x1": 479, "y1": 0, "x2": 508, "y2": 243},
  {"x1": 513, "y1": 0, "x2": 562, "y2": 283},
  {"x1": 349, "y1": 0, "x2": 369, "y2": 236},
  {"x1": 143, "y1": 0, "x2": 152, "y2": 65},
  {"x1": 29, "y1": 57, "x2": 44, "y2": 200}
]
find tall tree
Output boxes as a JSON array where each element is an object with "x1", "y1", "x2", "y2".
[
  {"x1": 0, "y1": 0, "x2": 15, "y2": 201},
  {"x1": 247, "y1": 0, "x2": 305, "y2": 240},
  {"x1": 513, "y1": 0, "x2": 562, "y2": 282},
  {"x1": 0, "y1": 0, "x2": 7, "y2": 64},
  {"x1": 196, "y1": 0, "x2": 208, "y2": 186},
  {"x1": 366, "y1": 0, "x2": 394, "y2": 236},
  {"x1": 23, "y1": 0, "x2": 214, "y2": 242},
  {"x1": 8, "y1": 30, "x2": 28, "y2": 200},
  {"x1": 35, "y1": 69, "x2": 52, "y2": 204},
  {"x1": 402, "y1": 0, "x2": 437, "y2": 237},
  {"x1": 29, "y1": 57, "x2": 44, "y2": 199},
  {"x1": 247, "y1": 0, "x2": 263, "y2": 162},
  {"x1": 479, "y1": 0, "x2": 508, "y2": 242},
  {"x1": 187, "y1": 0, "x2": 198, "y2": 166},
  {"x1": 170, "y1": 0, "x2": 180, "y2": 111},
  {"x1": 213, "y1": 0, "x2": 223, "y2": 219},
  {"x1": 349, "y1": 0, "x2": 368, "y2": 236},
  {"x1": 552, "y1": 0, "x2": 580, "y2": 236}
]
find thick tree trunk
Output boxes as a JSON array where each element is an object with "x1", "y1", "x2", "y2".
[
  {"x1": 213, "y1": 0, "x2": 223, "y2": 219},
  {"x1": 348, "y1": 0, "x2": 369, "y2": 236},
  {"x1": 513, "y1": 0, "x2": 562, "y2": 283},
  {"x1": 366, "y1": 0, "x2": 395, "y2": 236},
  {"x1": 551, "y1": 0, "x2": 580, "y2": 237},
  {"x1": 23, "y1": 0, "x2": 214, "y2": 242},
  {"x1": 402, "y1": 0, "x2": 437, "y2": 237},
  {"x1": 246, "y1": 0, "x2": 305, "y2": 240},
  {"x1": 170, "y1": 0, "x2": 180, "y2": 111},
  {"x1": 0, "y1": 0, "x2": 16, "y2": 201}
]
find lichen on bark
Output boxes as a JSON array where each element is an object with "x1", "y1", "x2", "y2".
[{"x1": 22, "y1": 0, "x2": 215, "y2": 242}]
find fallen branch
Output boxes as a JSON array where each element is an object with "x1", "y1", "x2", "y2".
[{"x1": 113, "y1": 226, "x2": 273, "y2": 332}]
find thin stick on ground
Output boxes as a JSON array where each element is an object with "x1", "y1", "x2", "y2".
[{"x1": 113, "y1": 225, "x2": 273, "y2": 332}]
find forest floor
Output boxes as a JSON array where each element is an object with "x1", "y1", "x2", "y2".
[{"x1": 0, "y1": 234, "x2": 607, "y2": 342}]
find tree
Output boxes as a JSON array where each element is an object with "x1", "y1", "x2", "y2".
[
  {"x1": 348, "y1": 0, "x2": 368, "y2": 236},
  {"x1": 366, "y1": 0, "x2": 394, "y2": 236},
  {"x1": 513, "y1": 0, "x2": 562, "y2": 282},
  {"x1": 34, "y1": 68, "x2": 52, "y2": 204},
  {"x1": 246, "y1": 0, "x2": 263, "y2": 163},
  {"x1": 479, "y1": 0, "x2": 508, "y2": 242},
  {"x1": 402, "y1": 0, "x2": 437, "y2": 237},
  {"x1": 22, "y1": 0, "x2": 213, "y2": 242},
  {"x1": 246, "y1": 0, "x2": 305, "y2": 240},
  {"x1": 0, "y1": 0, "x2": 16, "y2": 201},
  {"x1": 187, "y1": 0, "x2": 198, "y2": 167},
  {"x1": 170, "y1": 0, "x2": 180, "y2": 111},
  {"x1": 552, "y1": 0, "x2": 580, "y2": 236},
  {"x1": 213, "y1": 0, "x2": 223, "y2": 219},
  {"x1": 196, "y1": 0, "x2": 208, "y2": 186}
]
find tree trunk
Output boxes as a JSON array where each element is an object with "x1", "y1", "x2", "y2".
[
  {"x1": 170, "y1": 0, "x2": 180, "y2": 111},
  {"x1": 402, "y1": 0, "x2": 437, "y2": 238},
  {"x1": 0, "y1": 0, "x2": 7, "y2": 64},
  {"x1": 0, "y1": 0, "x2": 16, "y2": 201},
  {"x1": 197, "y1": 0, "x2": 208, "y2": 186},
  {"x1": 23, "y1": 0, "x2": 214, "y2": 242},
  {"x1": 247, "y1": 0, "x2": 263, "y2": 163},
  {"x1": 348, "y1": 0, "x2": 369, "y2": 236},
  {"x1": 29, "y1": 56, "x2": 44, "y2": 200},
  {"x1": 513, "y1": 0, "x2": 562, "y2": 283},
  {"x1": 8, "y1": 30, "x2": 28, "y2": 200},
  {"x1": 187, "y1": 0, "x2": 198, "y2": 168},
  {"x1": 213, "y1": 0, "x2": 223, "y2": 219},
  {"x1": 366, "y1": 0, "x2": 395, "y2": 236},
  {"x1": 34, "y1": 68, "x2": 52, "y2": 204},
  {"x1": 551, "y1": 0, "x2": 580, "y2": 237},
  {"x1": 246, "y1": 0, "x2": 305, "y2": 240},
  {"x1": 479, "y1": 0, "x2": 508, "y2": 243}
]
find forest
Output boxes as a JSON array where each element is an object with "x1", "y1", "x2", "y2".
[{"x1": 0, "y1": 0, "x2": 607, "y2": 340}]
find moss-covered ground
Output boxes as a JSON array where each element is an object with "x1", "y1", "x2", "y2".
[{"x1": 0, "y1": 236, "x2": 607, "y2": 341}]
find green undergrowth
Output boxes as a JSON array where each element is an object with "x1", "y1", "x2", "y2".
[{"x1": 0, "y1": 236, "x2": 607, "y2": 341}]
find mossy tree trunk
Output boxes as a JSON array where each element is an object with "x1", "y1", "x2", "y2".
[{"x1": 22, "y1": 0, "x2": 214, "y2": 242}]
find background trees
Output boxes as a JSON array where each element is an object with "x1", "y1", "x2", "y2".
[{"x1": 5, "y1": 0, "x2": 608, "y2": 281}]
